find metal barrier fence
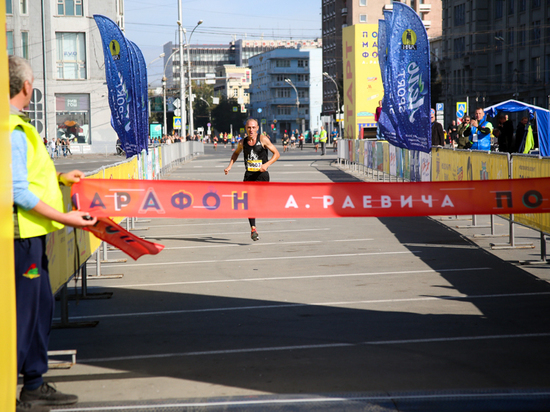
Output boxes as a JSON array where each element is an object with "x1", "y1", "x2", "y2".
[
  {"x1": 337, "y1": 139, "x2": 550, "y2": 263},
  {"x1": 53, "y1": 141, "x2": 204, "y2": 328}
]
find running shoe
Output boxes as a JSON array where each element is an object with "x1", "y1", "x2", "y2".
[{"x1": 251, "y1": 228, "x2": 259, "y2": 241}]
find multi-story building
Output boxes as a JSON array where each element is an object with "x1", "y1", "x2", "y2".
[
  {"x1": 6, "y1": 0, "x2": 123, "y2": 153},
  {"x1": 322, "y1": 0, "x2": 442, "y2": 116},
  {"x1": 163, "y1": 38, "x2": 322, "y2": 89},
  {"x1": 440, "y1": 0, "x2": 550, "y2": 126},
  {"x1": 214, "y1": 65, "x2": 252, "y2": 106},
  {"x1": 249, "y1": 47, "x2": 323, "y2": 139}
]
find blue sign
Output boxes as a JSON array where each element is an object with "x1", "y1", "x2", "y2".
[{"x1": 436, "y1": 103, "x2": 444, "y2": 112}]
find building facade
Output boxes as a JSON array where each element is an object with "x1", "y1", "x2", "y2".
[
  {"x1": 6, "y1": 0, "x2": 123, "y2": 153},
  {"x1": 214, "y1": 65, "x2": 252, "y2": 106},
  {"x1": 440, "y1": 0, "x2": 550, "y2": 126},
  {"x1": 249, "y1": 47, "x2": 323, "y2": 140},
  {"x1": 163, "y1": 38, "x2": 323, "y2": 89},
  {"x1": 322, "y1": 0, "x2": 442, "y2": 116}
]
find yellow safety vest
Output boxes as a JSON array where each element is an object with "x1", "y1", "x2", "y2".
[
  {"x1": 10, "y1": 114, "x2": 64, "y2": 239},
  {"x1": 320, "y1": 130, "x2": 328, "y2": 143}
]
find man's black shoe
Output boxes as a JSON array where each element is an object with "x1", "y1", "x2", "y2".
[
  {"x1": 16, "y1": 399, "x2": 50, "y2": 412},
  {"x1": 20, "y1": 383, "x2": 78, "y2": 406}
]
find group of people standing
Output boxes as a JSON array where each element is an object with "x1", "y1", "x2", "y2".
[
  {"x1": 431, "y1": 107, "x2": 535, "y2": 153},
  {"x1": 43, "y1": 137, "x2": 71, "y2": 159}
]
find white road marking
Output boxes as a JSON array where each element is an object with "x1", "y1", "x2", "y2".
[
  {"x1": 52, "y1": 388, "x2": 550, "y2": 411},
  {"x1": 78, "y1": 330, "x2": 550, "y2": 364},
  {"x1": 95, "y1": 250, "x2": 417, "y2": 269},
  {"x1": 142, "y1": 227, "x2": 331, "y2": 238},
  {"x1": 95, "y1": 267, "x2": 491, "y2": 289},
  {"x1": 143, "y1": 219, "x2": 296, "y2": 228}
]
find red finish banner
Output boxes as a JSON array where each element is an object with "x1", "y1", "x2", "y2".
[
  {"x1": 83, "y1": 217, "x2": 164, "y2": 260},
  {"x1": 72, "y1": 178, "x2": 550, "y2": 219}
]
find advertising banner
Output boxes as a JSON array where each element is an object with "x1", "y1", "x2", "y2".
[
  {"x1": 512, "y1": 156, "x2": 550, "y2": 234},
  {"x1": 343, "y1": 25, "x2": 384, "y2": 139},
  {"x1": 381, "y1": 3, "x2": 431, "y2": 152},
  {"x1": 94, "y1": 15, "x2": 148, "y2": 157},
  {"x1": 72, "y1": 177, "x2": 550, "y2": 219}
]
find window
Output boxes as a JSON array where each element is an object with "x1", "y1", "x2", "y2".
[
  {"x1": 531, "y1": 21, "x2": 541, "y2": 45},
  {"x1": 453, "y1": 4, "x2": 465, "y2": 26},
  {"x1": 55, "y1": 94, "x2": 91, "y2": 144},
  {"x1": 495, "y1": 30, "x2": 504, "y2": 50},
  {"x1": 277, "y1": 106, "x2": 291, "y2": 115},
  {"x1": 519, "y1": 0, "x2": 526, "y2": 11},
  {"x1": 276, "y1": 60, "x2": 290, "y2": 68},
  {"x1": 495, "y1": 0, "x2": 504, "y2": 18},
  {"x1": 20, "y1": 0, "x2": 27, "y2": 14},
  {"x1": 7, "y1": 32, "x2": 14, "y2": 55},
  {"x1": 297, "y1": 74, "x2": 309, "y2": 82},
  {"x1": 359, "y1": 14, "x2": 367, "y2": 23},
  {"x1": 519, "y1": 25, "x2": 526, "y2": 46},
  {"x1": 508, "y1": 0, "x2": 514, "y2": 13},
  {"x1": 21, "y1": 32, "x2": 29, "y2": 59},
  {"x1": 453, "y1": 37, "x2": 465, "y2": 58},
  {"x1": 532, "y1": 0, "x2": 541, "y2": 7},
  {"x1": 232, "y1": 88, "x2": 238, "y2": 98},
  {"x1": 298, "y1": 90, "x2": 308, "y2": 98},
  {"x1": 6, "y1": 0, "x2": 12, "y2": 14},
  {"x1": 276, "y1": 74, "x2": 285, "y2": 82},
  {"x1": 297, "y1": 59, "x2": 308, "y2": 68},
  {"x1": 507, "y1": 28, "x2": 514, "y2": 44},
  {"x1": 56, "y1": 32, "x2": 86, "y2": 79},
  {"x1": 518, "y1": 59, "x2": 525, "y2": 83},
  {"x1": 57, "y1": 0, "x2": 83, "y2": 16},
  {"x1": 533, "y1": 57, "x2": 541, "y2": 82},
  {"x1": 495, "y1": 64, "x2": 502, "y2": 83},
  {"x1": 360, "y1": 0, "x2": 367, "y2": 5},
  {"x1": 276, "y1": 89, "x2": 290, "y2": 98}
]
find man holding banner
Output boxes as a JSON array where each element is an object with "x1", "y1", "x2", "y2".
[{"x1": 10, "y1": 56, "x2": 97, "y2": 411}]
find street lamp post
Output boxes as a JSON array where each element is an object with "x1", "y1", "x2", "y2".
[
  {"x1": 285, "y1": 78, "x2": 300, "y2": 133},
  {"x1": 162, "y1": 50, "x2": 178, "y2": 137},
  {"x1": 323, "y1": 72, "x2": 341, "y2": 140},
  {"x1": 181, "y1": 20, "x2": 203, "y2": 139},
  {"x1": 200, "y1": 97, "x2": 212, "y2": 124}
]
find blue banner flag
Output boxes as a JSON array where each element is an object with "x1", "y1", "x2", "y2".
[
  {"x1": 381, "y1": 3, "x2": 431, "y2": 153},
  {"x1": 93, "y1": 15, "x2": 148, "y2": 157}
]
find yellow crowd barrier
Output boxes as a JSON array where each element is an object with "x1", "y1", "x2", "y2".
[
  {"x1": 512, "y1": 155, "x2": 550, "y2": 234},
  {"x1": 431, "y1": 148, "x2": 509, "y2": 182},
  {"x1": 47, "y1": 157, "x2": 140, "y2": 294}
]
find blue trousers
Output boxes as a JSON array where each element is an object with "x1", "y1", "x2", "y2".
[{"x1": 14, "y1": 235, "x2": 53, "y2": 389}]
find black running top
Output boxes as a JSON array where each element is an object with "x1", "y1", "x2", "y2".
[{"x1": 242, "y1": 137, "x2": 268, "y2": 172}]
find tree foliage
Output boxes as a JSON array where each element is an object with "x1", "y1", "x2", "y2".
[{"x1": 211, "y1": 96, "x2": 247, "y2": 134}]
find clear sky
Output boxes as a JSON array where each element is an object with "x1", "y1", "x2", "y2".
[{"x1": 123, "y1": 0, "x2": 322, "y2": 86}]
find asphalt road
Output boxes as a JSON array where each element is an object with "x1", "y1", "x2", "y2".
[{"x1": 43, "y1": 144, "x2": 550, "y2": 411}]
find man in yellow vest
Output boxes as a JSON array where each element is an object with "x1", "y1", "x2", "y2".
[
  {"x1": 319, "y1": 125, "x2": 328, "y2": 155},
  {"x1": 10, "y1": 56, "x2": 97, "y2": 412}
]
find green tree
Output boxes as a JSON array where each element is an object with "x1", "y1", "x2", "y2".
[
  {"x1": 211, "y1": 96, "x2": 247, "y2": 134},
  {"x1": 192, "y1": 82, "x2": 214, "y2": 132}
]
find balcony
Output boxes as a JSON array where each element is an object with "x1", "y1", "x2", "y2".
[
  {"x1": 341, "y1": 7, "x2": 348, "y2": 16},
  {"x1": 419, "y1": 4, "x2": 431, "y2": 13}
]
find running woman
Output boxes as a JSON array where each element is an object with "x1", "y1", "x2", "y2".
[{"x1": 224, "y1": 118, "x2": 280, "y2": 241}]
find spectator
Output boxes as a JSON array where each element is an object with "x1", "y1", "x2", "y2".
[
  {"x1": 465, "y1": 107, "x2": 493, "y2": 151},
  {"x1": 456, "y1": 115, "x2": 471, "y2": 149},
  {"x1": 430, "y1": 108, "x2": 445, "y2": 146},
  {"x1": 447, "y1": 120, "x2": 458, "y2": 147},
  {"x1": 514, "y1": 117, "x2": 529, "y2": 153},
  {"x1": 493, "y1": 113, "x2": 514, "y2": 153}
]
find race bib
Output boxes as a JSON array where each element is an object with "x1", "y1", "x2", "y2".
[{"x1": 247, "y1": 159, "x2": 262, "y2": 172}]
